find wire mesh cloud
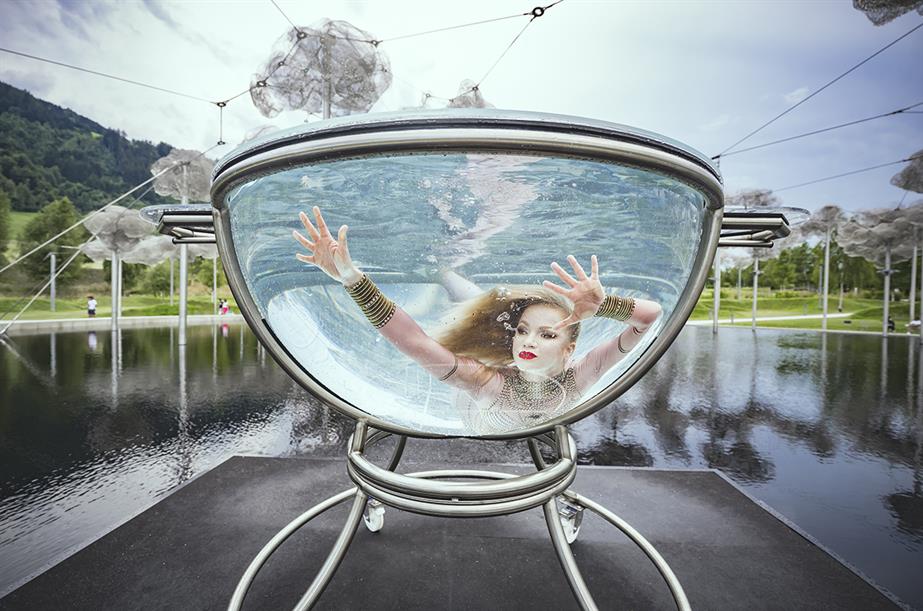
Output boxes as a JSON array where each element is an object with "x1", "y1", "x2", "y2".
[
  {"x1": 725, "y1": 189, "x2": 780, "y2": 210},
  {"x1": 150, "y1": 150, "x2": 215, "y2": 203},
  {"x1": 121, "y1": 235, "x2": 178, "y2": 266},
  {"x1": 250, "y1": 19, "x2": 392, "y2": 118},
  {"x1": 890, "y1": 149, "x2": 923, "y2": 193},
  {"x1": 852, "y1": 0, "x2": 923, "y2": 25},
  {"x1": 902, "y1": 200, "x2": 923, "y2": 227},
  {"x1": 800, "y1": 205, "x2": 847, "y2": 237},
  {"x1": 447, "y1": 79, "x2": 494, "y2": 109},
  {"x1": 80, "y1": 239, "x2": 112, "y2": 263},
  {"x1": 839, "y1": 208, "x2": 915, "y2": 267},
  {"x1": 188, "y1": 243, "x2": 219, "y2": 260},
  {"x1": 82, "y1": 205, "x2": 153, "y2": 257}
]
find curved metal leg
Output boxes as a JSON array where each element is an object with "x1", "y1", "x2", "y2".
[
  {"x1": 231, "y1": 425, "x2": 689, "y2": 611},
  {"x1": 228, "y1": 488, "x2": 357, "y2": 610},
  {"x1": 562, "y1": 490, "x2": 692, "y2": 611},
  {"x1": 364, "y1": 434, "x2": 407, "y2": 533},
  {"x1": 543, "y1": 498, "x2": 598, "y2": 611},
  {"x1": 386, "y1": 435, "x2": 407, "y2": 471},
  {"x1": 293, "y1": 490, "x2": 368, "y2": 611}
]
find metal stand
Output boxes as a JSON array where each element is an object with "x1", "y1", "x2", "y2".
[{"x1": 229, "y1": 422, "x2": 690, "y2": 611}]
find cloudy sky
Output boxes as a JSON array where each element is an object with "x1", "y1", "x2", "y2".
[{"x1": 1, "y1": 0, "x2": 921, "y2": 213}]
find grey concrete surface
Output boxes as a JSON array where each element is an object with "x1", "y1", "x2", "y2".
[{"x1": 0, "y1": 456, "x2": 901, "y2": 610}]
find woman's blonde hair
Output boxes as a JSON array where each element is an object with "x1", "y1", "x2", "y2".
[{"x1": 433, "y1": 285, "x2": 580, "y2": 367}]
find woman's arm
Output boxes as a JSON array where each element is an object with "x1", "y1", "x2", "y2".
[
  {"x1": 293, "y1": 207, "x2": 497, "y2": 395},
  {"x1": 376, "y1": 304, "x2": 497, "y2": 395},
  {"x1": 571, "y1": 297, "x2": 661, "y2": 394},
  {"x1": 541, "y1": 255, "x2": 662, "y2": 394}
]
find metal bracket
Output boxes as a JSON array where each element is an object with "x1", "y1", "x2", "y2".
[
  {"x1": 718, "y1": 206, "x2": 806, "y2": 248},
  {"x1": 140, "y1": 204, "x2": 216, "y2": 244}
]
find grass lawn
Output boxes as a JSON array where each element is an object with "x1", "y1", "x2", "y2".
[
  {"x1": 1, "y1": 280, "x2": 915, "y2": 335},
  {"x1": 689, "y1": 289, "x2": 917, "y2": 332},
  {"x1": 690, "y1": 290, "x2": 881, "y2": 319},
  {"x1": 5, "y1": 211, "x2": 37, "y2": 258}
]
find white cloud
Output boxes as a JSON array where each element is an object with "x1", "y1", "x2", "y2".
[
  {"x1": 699, "y1": 114, "x2": 733, "y2": 132},
  {"x1": 784, "y1": 86, "x2": 811, "y2": 105}
]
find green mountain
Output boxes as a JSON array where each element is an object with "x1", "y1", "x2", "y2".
[{"x1": 0, "y1": 81, "x2": 174, "y2": 213}]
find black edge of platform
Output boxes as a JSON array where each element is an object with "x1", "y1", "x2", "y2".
[
  {"x1": 565, "y1": 463, "x2": 911, "y2": 609},
  {"x1": 707, "y1": 468, "x2": 910, "y2": 611}
]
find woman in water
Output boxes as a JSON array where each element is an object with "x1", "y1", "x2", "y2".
[{"x1": 293, "y1": 207, "x2": 662, "y2": 433}]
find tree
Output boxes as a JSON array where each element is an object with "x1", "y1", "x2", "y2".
[{"x1": 18, "y1": 197, "x2": 87, "y2": 285}]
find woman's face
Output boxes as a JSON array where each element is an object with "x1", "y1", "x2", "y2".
[{"x1": 511, "y1": 304, "x2": 576, "y2": 377}]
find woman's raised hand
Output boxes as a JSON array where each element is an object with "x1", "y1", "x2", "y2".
[
  {"x1": 543, "y1": 255, "x2": 605, "y2": 330},
  {"x1": 293, "y1": 206, "x2": 362, "y2": 285}
]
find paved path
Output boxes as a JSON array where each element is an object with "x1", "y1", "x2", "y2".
[
  {"x1": 687, "y1": 312, "x2": 853, "y2": 326},
  {"x1": 2, "y1": 314, "x2": 244, "y2": 336}
]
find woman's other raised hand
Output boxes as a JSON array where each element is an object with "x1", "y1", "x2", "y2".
[
  {"x1": 293, "y1": 206, "x2": 362, "y2": 285},
  {"x1": 543, "y1": 255, "x2": 605, "y2": 330}
]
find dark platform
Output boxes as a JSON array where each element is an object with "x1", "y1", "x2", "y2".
[{"x1": 1, "y1": 456, "x2": 900, "y2": 610}]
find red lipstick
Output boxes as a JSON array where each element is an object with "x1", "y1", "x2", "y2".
[{"x1": 519, "y1": 351, "x2": 536, "y2": 360}]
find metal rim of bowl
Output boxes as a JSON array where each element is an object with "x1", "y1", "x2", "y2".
[{"x1": 210, "y1": 114, "x2": 724, "y2": 440}]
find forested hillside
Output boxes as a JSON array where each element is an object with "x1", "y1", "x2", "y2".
[{"x1": 0, "y1": 81, "x2": 174, "y2": 212}]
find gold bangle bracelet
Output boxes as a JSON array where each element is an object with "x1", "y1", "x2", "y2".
[
  {"x1": 596, "y1": 295, "x2": 636, "y2": 322},
  {"x1": 345, "y1": 275, "x2": 396, "y2": 328}
]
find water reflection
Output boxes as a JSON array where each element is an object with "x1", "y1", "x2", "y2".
[
  {"x1": 581, "y1": 327, "x2": 923, "y2": 607},
  {"x1": 0, "y1": 325, "x2": 921, "y2": 606}
]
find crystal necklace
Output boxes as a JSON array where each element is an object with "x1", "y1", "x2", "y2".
[{"x1": 510, "y1": 370, "x2": 568, "y2": 409}]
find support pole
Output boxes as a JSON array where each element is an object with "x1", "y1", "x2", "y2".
[
  {"x1": 751, "y1": 257, "x2": 759, "y2": 331},
  {"x1": 110, "y1": 253, "x2": 120, "y2": 332},
  {"x1": 178, "y1": 243, "x2": 188, "y2": 346},
  {"x1": 170, "y1": 257, "x2": 175, "y2": 306},
  {"x1": 883, "y1": 245, "x2": 891, "y2": 337},
  {"x1": 49, "y1": 253, "x2": 56, "y2": 312},
  {"x1": 910, "y1": 229, "x2": 918, "y2": 326},
  {"x1": 179, "y1": 171, "x2": 189, "y2": 345},
  {"x1": 822, "y1": 228, "x2": 831, "y2": 332},
  {"x1": 322, "y1": 33, "x2": 332, "y2": 120},
  {"x1": 712, "y1": 252, "x2": 720, "y2": 334},
  {"x1": 50, "y1": 332, "x2": 56, "y2": 378},
  {"x1": 117, "y1": 257, "x2": 123, "y2": 319},
  {"x1": 213, "y1": 257, "x2": 218, "y2": 315}
]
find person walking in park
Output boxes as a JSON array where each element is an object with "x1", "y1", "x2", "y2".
[{"x1": 87, "y1": 296, "x2": 97, "y2": 318}]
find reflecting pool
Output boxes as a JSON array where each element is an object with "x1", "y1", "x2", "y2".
[{"x1": 0, "y1": 324, "x2": 921, "y2": 607}]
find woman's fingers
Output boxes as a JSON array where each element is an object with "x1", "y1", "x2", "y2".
[
  {"x1": 590, "y1": 254, "x2": 599, "y2": 279},
  {"x1": 338, "y1": 225, "x2": 350, "y2": 255},
  {"x1": 299, "y1": 211, "x2": 320, "y2": 241},
  {"x1": 336, "y1": 225, "x2": 352, "y2": 265},
  {"x1": 550, "y1": 261, "x2": 578, "y2": 287},
  {"x1": 292, "y1": 230, "x2": 315, "y2": 251},
  {"x1": 313, "y1": 206, "x2": 331, "y2": 237},
  {"x1": 567, "y1": 255, "x2": 588, "y2": 280},
  {"x1": 553, "y1": 314, "x2": 580, "y2": 331},
  {"x1": 295, "y1": 253, "x2": 316, "y2": 264},
  {"x1": 542, "y1": 280, "x2": 569, "y2": 296}
]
